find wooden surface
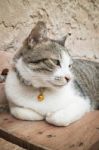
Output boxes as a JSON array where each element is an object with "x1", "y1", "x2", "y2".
[
  {"x1": 0, "y1": 138, "x2": 25, "y2": 150},
  {"x1": 0, "y1": 112, "x2": 99, "y2": 150}
]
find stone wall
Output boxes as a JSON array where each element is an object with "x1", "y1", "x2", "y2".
[{"x1": 0, "y1": 0, "x2": 99, "y2": 61}]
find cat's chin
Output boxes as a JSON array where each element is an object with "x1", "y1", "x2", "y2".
[
  {"x1": 48, "y1": 81, "x2": 67, "y2": 87},
  {"x1": 32, "y1": 81, "x2": 67, "y2": 91},
  {"x1": 31, "y1": 77, "x2": 71, "y2": 90},
  {"x1": 31, "y1": 82, "x2": 51, "y2": 89}
]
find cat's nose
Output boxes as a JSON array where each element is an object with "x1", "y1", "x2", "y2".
[{"x1": 65, "y1": 76, "x2": 70, "y2": 82}]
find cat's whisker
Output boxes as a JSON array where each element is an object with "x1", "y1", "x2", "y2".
[{"x1": 31, "y1": 76, "x2": 63, "y2": 80}]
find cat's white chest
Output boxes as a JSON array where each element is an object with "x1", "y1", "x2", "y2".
[{"x1": 5, "y1": 70, "x2": 76, "y2": 115}]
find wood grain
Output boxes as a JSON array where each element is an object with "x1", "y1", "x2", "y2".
[
  {"x1": 0, "y1": 112, "x2": 99, "y2": 150},
  {"x1": 0, "y1": 138, "x2": 25, "y2": 150}
]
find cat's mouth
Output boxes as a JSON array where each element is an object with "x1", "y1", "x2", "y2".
[
  {"x1": 48, "y1": 81, "x2": 67, "y2": 87},
  {"x1": 47, "y1": 76, "x2": 71, "y2": 87}
]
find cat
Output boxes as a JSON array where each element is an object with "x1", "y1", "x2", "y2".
[{"x1": 5, "y1": 21, "x2": 98, "y2": 126}]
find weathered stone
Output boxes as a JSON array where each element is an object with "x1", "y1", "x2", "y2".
[{"x1": 0, "y1": 0, "x2": 99, "y2": 61}]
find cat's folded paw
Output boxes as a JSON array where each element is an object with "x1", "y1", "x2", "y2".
[
  {"x1": 10, "y1": 107, "x2": 44, "y2": 121},
  {"x1": 46, "y1": 110, "x2": 71, "y2": 126}
]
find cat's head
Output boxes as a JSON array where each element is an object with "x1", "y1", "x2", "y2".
[{"x1": 15, "y1": 21, "x2": 73, "y2": 89}]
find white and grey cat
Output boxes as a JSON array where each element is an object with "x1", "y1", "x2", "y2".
[{"x1": 5, "y1": 21, "x2": 99, "y2": 126}]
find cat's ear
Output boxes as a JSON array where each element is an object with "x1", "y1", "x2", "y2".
[
  {"x1": 55, "y1": 36, "x2": 67, "y2": 46},
  {"x1": 27, "y1": 21, "x2": 47, "y2": 47}
]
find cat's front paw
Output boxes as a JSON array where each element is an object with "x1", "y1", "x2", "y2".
[
  {"x1": 46, "y1": 101, "x2": 90, "y2": 126},
  {"x1": 46, "y1": 110, "x2": 70, "y2": 126}
]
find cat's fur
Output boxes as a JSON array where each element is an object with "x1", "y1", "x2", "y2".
[{"x1": 5, "y1": 21, "x2": 94, "y2": 126}]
